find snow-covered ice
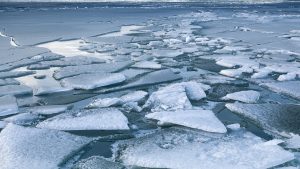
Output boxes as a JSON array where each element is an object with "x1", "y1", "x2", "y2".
[
  {"x1": 222, "y1": 90, "x2": 260, "y2": 103},
  {"x1": 3, "y1": 113, "x2": 41, "y2": 125},
  {"x1": 61, "y1": 73, "x2": 126, "y2": 90},
  {"x1": 0, "y1": 95, "x2": 18, "y2": 117},
  {"x1": 37, "y1": 108, "x2": 129, "y2": 130},
  {"x1": 74, "y1": 156, "x2": 124, "y2": 169},
  {"x1": 88, "y1": 98, "x2": 122, "y2": 108},
  {"x1": 146, "y1": 109, "x2": 227, "y2": 133},
  {"x1": 120, "y1": 90, "x2": 148, "y2": 103},
  {"x1": 0, "y1": 124, "x2": 92, "y2": 169}
]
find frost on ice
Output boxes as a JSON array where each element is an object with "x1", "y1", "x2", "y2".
[
  {"x1": 74, "y1": 156, "x2": 124, "y2": 169},
  {"x1": 0, "y1": 124, "x2": 92, "y2": 169},
  {"x1": 146, "y1": 109, "x2": 227, "y2": 134},
  {"x1": 113, "y1": 127, "x2": 294, "y2": 169},
  {"x1": 0, "y1": 95, "x2": 18, "y2": 117},
  {"x1": 37, "y1": 108, "x2": 129, "y2": 130},
  {"x1": 226, "y1": 103, "x2": 300, "y2": 136},
  {"x1": 222, "y1": 90, "x2": 260, "y2": 103}
]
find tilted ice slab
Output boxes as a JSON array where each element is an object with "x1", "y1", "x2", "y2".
[
  {"x1": 3, "y1": 113, "x2": 41, "y2": 125},
  {"x1": 0, "y1": 124, "x2": 92, "y2": 169},
  {"x1": 53, "y1": 61, "x2": 132, "y2": 80},
  {"x1": 226, "y1": 103, "x2": 300, "y2": 136},
  {"x1": 24, "y1": 105, "x2": 70, "y2": 115},
  {"x1": 37, "y1": 108, "x2": 129, "y2": 130},
  {"x1": 120, "y1": 69, "x2": 181, "y2": 89},
  {"x1": 151, "y1": 49, "x2": 184, "y2": 58},
  {"x1": 61, "y1": 73, "x2": 126, "y2": 90},
  {"x1": 262, "y1": 81, "x2": 300, "y2": 100},
  {"x1": 284, "y1": 134, "x2": 300, "y2": 149},
  {"x1": 34, "y1": 86, "x2": 73, "y2": 96},
  {"x1": 74, "y1": 156, "x2": 124, "y2": 169},
  {"x1": 0, "y1": 95, "x2": 18, "y2": 117},
  {"x1": 88, "y1": 91, "x2": 148, "y2": 108},
  {"x1": 146, "y1": 109, "x2": 227, "y2": 133},
  {"x1": 132, "y1": 61, "x2": 162, "y2": 69},
  {"x1": 0, "y1": 85, "x2": 32, "y2": 96},
  {"x1": 113, "y1": 127, "x2": 294, "y2": 169},
  {"x1": 222, "y1": 90, "x2": 260, "y2": 103}
]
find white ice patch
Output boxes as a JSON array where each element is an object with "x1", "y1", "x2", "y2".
[
  {"x1": 222, "y1": 90, "x2": 260, "y2": 103},
  {"x1": 146, "y1": 109, "x2": 227, "y2": 133},
  {"x1": 132, "y1": 61, "x2": 162, "y2": 69},
  {"x1": 0, "y1": 124, "x2": 91, "y2": 169},
  {"x1": 285, "y1": 134, "x2": 300, "y2": 149},
  {"x1": 61, "y1": 73, "x2": 126, "y2": 90},
  {"x1": 0, "y1": 95, "x2": 18, "y2": 117},
  {"x1": 37, "y1": 108, "x2": 129, "y2": 130},
  {"x1": 101, "y1": 25, "x2": 145, "y2": 37},
  {"x1": 114, "y1": 127, "x2": 294, "y2": 169},
  {"x1": 277, "y1": 72, "x2": 297, "y2": 81},
  {"x1": 88, "y1": 98, "x2": 121, "y2": 108},
  {"x1": 120, "y1": 90, "x2": 148, "y2": 103}
]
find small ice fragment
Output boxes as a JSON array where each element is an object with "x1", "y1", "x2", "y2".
[
  {"x1": 88, "y1": 98, "x2": 121, "y2": 108},
  {"x1": 277, "y1": 72, "x2": 297, "y2": 81},
  {"x1": 285, "y1": 134, "x2": 300, "y2": 149},
  {"x1": 120, "y1": 90, "x2": 148, "y2": 103},
  {"x1": 182, "y1": 81, "x2": 207, "y2": 101},
  {"x1": 227, "y1": 123, "x2": 241, "y2": 130},
  {"x1": 61, "y1": 73, "x2": 126, "y2": 90},
  {"x1": 0, "y1": 124, "x2": 92, "y2": 169},
  {"x1": 222, "y1": 90, "x2": 260, "y2": 103},
  {"x1": 132, "y1": 61, "x2": 162, "y2": 69},
  {"x1": 0, "y1": 95, "x2": 18, "y2": 117},
  {"x1": 146, "y1": 109, "x2": 227, "y2": 133},
  {"x1": 3, "y1": 113, "x2": 40, "y2": 125},
  {"x1": 220, "y1": 69, "x2": 243, "y2": 78},
  {"x1": 122, "y1": 102, "x2": 142, "y2": 112},
  {"x1": 37, "y1": 108, "x2": 129, "y2": 130}
]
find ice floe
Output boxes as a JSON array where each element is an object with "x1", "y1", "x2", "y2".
[
  {"x1": 222, "y1": 90, "x2": 260, "y2": 103},
  {"x1": 284, "y1": 134, "x2": 300, "y2": 149},
  {"x1": 113, "y1": 127, "x2": 294, "y2": 169},
  {"x1": 0, "y1": 85, "x2": 32, "y2": 96},
  {"x1": 3, "y1": 113, "x2": 41, "y2": 125},
  {"x1": 88, "y1": 98, "x2": 122, "y2": 108},
  {"x1": 0, "y1": 124, "x2": 92, "y2": 169},
  {"x1": 74, "y1": 156, "x2": 124, "y2": 169},
  {"x1": 226, "y1": 103, "x2": 300, "y2": 136},
  {"x1": 146, "y1": 109, "x2": 227, "y2": 133},
  {"x1": 25, "y1": 105, "x2": 70, "y2": 115},
  {"x1": 61, "y1": 73, "x2": 126, "y2": 90},
  {"x1": 37, "y1": 108, "x2": 129, "y2": 130},
  {"x1": 132, "y1": 61, "x2": 162, "y2": 69},
  {"x1": 120, "y1": 90, "x2": 148, "y2": 103},
  {"x1": 0, "y1": 95, "x2": 18, "y2": 117},
  {"x1": 262, "y1": 81, "x2": 300, "y2": 100}
]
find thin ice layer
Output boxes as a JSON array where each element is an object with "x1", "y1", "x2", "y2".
[
  {"x1": 146, "y1": 109, "x2": 227, "y2": 133},
  {"x1": 37, "y1": 108, "x2": 129, "y2": 130},
  {"x1": 113, "y1": 127, "x2": 294, "y2": 169},
  {"x1": 226, "y1": 103, "x2": 300, "y2": 136},
  {"x1": 0, "y1": 124, "x2": 92, "y2": 169},
  {"x1": 0, "y1": 95, "x2": 18, "y2": 117}
]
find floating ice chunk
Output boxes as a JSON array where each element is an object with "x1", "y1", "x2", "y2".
[
  {"x1": 0, "y1": 85, "x2": 32, "y2": 96},
  {"x1": 3, "y1": 113, "x2": 40, "y2": 125},
  {"x1": 146, "y1": 109, "x2": 227, "y2": 133},
  {"x1": 222, "y1": 90, "x2": 260, "y2": 103},
  {"x1": 120, "y1": 90, "x2": 148, "y2": 103},
  {"x1": 284, "y1": 134, "x2": 300, "y2": 149},
  {"x1": 25, "y1": 105, "x2": 70, "y2": 115},
  {"x1": 226, "y1": 103, "x2": 300, "y2": 136},
  {"x1": 37, "y1": 108, "x2": 129, "y2": 130},
  {"x1": 152, "y1": 49, "x2": 184, "y2": 58},
  {"x1": 227, "y1": 123, "x2": 241, "y2": 130},
  {"x1": 220, "y1": 68, "x2": 244, "y2": 78},
  {"x1": 132, "y1": 61, "x2": 162, "y2": 69},
  {"x1": 74, "y1": 156, "x2": 124, "y2": 169},
  {"x1": 53, "y1": 61, "x2": 132, "y2": 80},
  {"x1": 182, "y1": 81, "x2": 208, "y2": 100},
  {"x1": 0, "y1": 95, "x2": 18, "y2": 117},
  {"x1": 122, "y1": 102, "x2": 142, "y2": 112},
  {"x1": 143, "y1": 83, "x2": 192, "y2": 111},
  {"x1": 61, "y1": 73, "x2": 126, "y2": 90},
  {"x1": 35, "y1": 86, "x2": 73, "y2": 96},
  {"x1": 88, "y1": 98, "x2": 121, "y2": 108},
  {"x1": 114, "y1": 127, "x2": 294, "y2": 169},
  {"x1": 262, "y1": 81, "x2": 300, "y2": 100},
  {"x1": 277, "y1": 72, "x2": 297, "y2": 81},
  {"x1": 251, "y1": 69, "x2": 272, "y2": 79},
  {"x1": 0, "y1": 124, "x2": 91, "y2": 169}
]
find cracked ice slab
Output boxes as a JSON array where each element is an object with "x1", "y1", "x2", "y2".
[
  {"x1": 53, "y1": 61, "x2": 133, "y2": 80},
  {"x1": 0, "y1": 95, "x2": 18, "y2": 117},
  {"x1": 113, "y1": 127, "x2": 294, "y2": 169},
  {"x1": 146, "y1": 109, "x2": 227, "y2": 134},
  {"x1": 0, "y1": 124, "x2": 92, "y2": 169},
  {"x1": 61, "y1": 73, "x2": 126, "y2": 90},
  {"x1": 37, "y1": 108, "x2": 129, "y2": 131},
  {"x1": 222, "y1": 90, "x2": 260, "y2": 103},
  {"x1": 226, "y1": 103, "x2": 300, "y2": 136},
  {"x1": 262, "y1": 81, "x2": 300, "y2": 100},
  {"x1": 0, "y1": 85, "x2": 32, "y2": 96}
]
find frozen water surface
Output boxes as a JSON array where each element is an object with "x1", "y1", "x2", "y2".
[{"x1": 0, "y1": 1, "x2": 300, "y2": 168}]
